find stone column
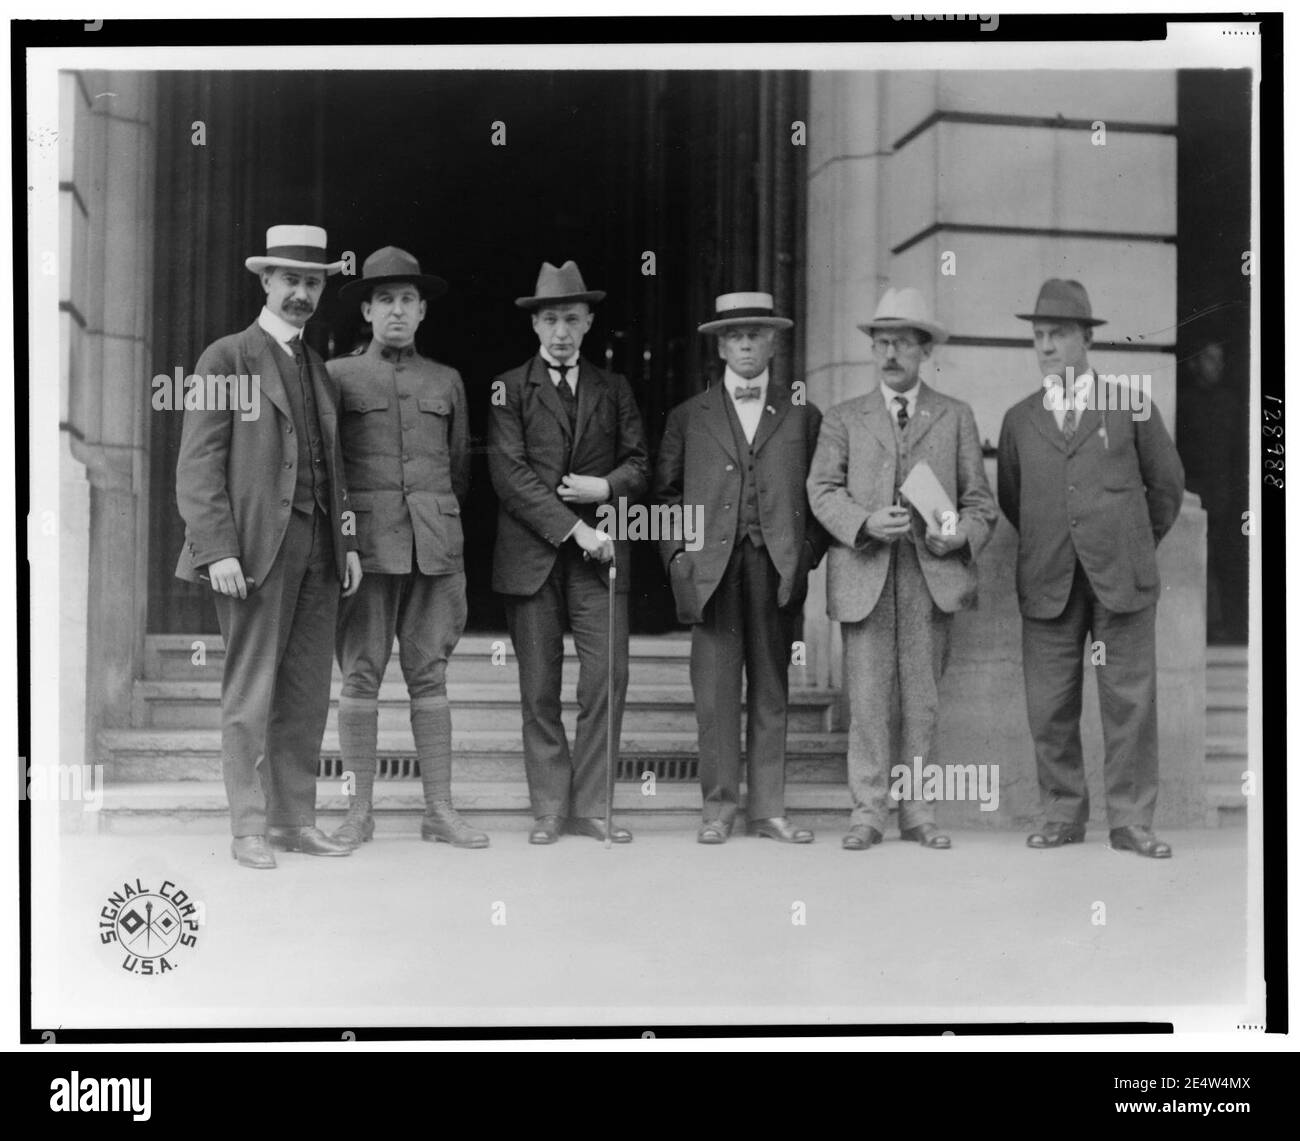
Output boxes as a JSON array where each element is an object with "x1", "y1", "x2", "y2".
[
  {"x1": 802, "y1": 72, "x2": 889, "y2": 693},
  {"x1": 61, "y1": 71, "x2": 157, "y2": 768}
]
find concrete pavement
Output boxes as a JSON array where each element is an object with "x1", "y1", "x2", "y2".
[{"x1": 40, "y1": 825, "x2": 1249, "y2": 1032}]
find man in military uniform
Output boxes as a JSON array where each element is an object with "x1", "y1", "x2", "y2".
[{"x1": 328, "y1": 246, "x2": 488, "y2": 849}]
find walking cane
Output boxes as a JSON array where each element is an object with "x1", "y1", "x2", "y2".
[{"x1": 604, "y1": 543, "x2": 617, "y2": 850}]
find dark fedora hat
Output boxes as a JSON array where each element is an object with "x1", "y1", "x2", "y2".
[
  {"x1": 515, "y1": 261, "x2": 606, "y2": 309},
  {"x1": 1016, "y1": 278, "x2": 1106, "y2": 327},
  {"x1": 339, "y1": 246, "x2": 448, "y2": 305}
]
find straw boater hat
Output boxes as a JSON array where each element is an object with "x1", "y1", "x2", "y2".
[
  {"x1": 697, "y1": 292, "x2": 794, "y2": 334},
  {"x1": 244, "y1": 224, "x2": 345, "y2": 276},
  {"x1": 515, "y1": 261, "x2": 606, "y2": 309},
  {"x1": 857, "y1": 287, "x2": 948, "y2": 344},
  {"x1": 1015, "y1": 279, "x2": 1107, "y2": 327},
  {"x1": 339, "y1": 246, "x2": 448, "y2": 305}
]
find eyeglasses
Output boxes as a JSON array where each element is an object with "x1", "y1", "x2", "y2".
[{"x1": 871, "y1": 335, "x2": 922, "y2": 354}]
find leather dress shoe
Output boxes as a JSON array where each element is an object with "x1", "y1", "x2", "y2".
[
  {"x1": 747, "y1": 816, "x2": 814, "y2": 844},
  {"x1": 331, "y1": 804, "x2": 374, "y2": 850},
  {"x1": 567, "y1": 817, "x2": 633, "y2": 843},
  {"x1": 529, "y1": 815, "x2": 564, "y2": 845},
  {"x1": 900, "y1": 823, "x2": 951, "y2": 849},
  {"x1": 1109, "y1": 825, "x2": 1172, "y2": 859},
  {"x1": 1026, "y1": 822, "x2": 1086, "y2": 849},
  {"x1": 421, "y1": 802, "x2": 490, "y2": 848},
  {"x1": 842, "y1": 825, "x2": 883, "y2": 851},
  {"x1": 231, "y1": 835, "x2": 276, "y2": 869},
  {"x1": 697, "y1": 819, "x2": 732, "y2": 844},
  {"x1": 266, "y1": 826, "x2": 353, "y2": 856}
]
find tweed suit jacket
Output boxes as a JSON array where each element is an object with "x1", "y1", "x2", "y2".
[{"x1": 806, "y1": 382, "x2": 999, "y2": 622}]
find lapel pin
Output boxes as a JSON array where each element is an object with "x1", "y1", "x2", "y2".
[{"x1": 766, "y1": 405, "x2": 775, "y2": 414}]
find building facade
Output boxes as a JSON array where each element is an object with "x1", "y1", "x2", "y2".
[{"x1": 56, "y1": 68, "x2": 1238, "y2": 827}]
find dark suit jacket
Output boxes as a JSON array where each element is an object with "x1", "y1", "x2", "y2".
[
  {"x1": 653, "y1": 378, "x2": 829, "y2": 625},
  {"x1": 487, "y1": 355, "x2": 649, "y2": 596},
  {"x1": 997, "y1": 379, "x2": 1185, "y2": 618},
  {"x1": 174, "y1": 319, "x2": 356, "y2": 588},
  {"x1": 807, "y1": 383, "x2": 999, "y2": 621},
  {"x1": 328, "y1": 341, "x2": 469, "y2": 576}
]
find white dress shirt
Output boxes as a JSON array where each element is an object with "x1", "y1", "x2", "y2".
[
  {"x1": 1046, "y1": 371, "x2": 1095, "y2": 432},
  {"x1": 724, "y1": 366, "x2": 768, "y2": 445},
  {"x1": 257, "y1": 306, "x2": 304, "y2": 357},
  {"x1": 880, "y1": 378, "x2": 920, "y2": 429},
  {"x1": 541, "y1": 350, "x2": 578, "y2": 395}
]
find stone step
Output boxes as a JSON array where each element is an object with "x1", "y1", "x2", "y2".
[
  {"x1": 1204, "y1": 733, "x2": 1247, "y2": 765},
  {"x1": 1203, "y1": 782, "x2": 1247, "y2": 828},
  {"x1": 1206, "y1": 704, "x2": 1247, "y2": 740},
  {"x1": 130, "y1": 679, "x2": 840, "y2": 734},
  {"x1": 88, "y1": 779, "x2": 858, "y2": 835},
  {"x1": 97, "y1": 728, "x2": 850, "y2": 783},
  {"x1": 143, "y1": 633, "x2": 697, "y2": 683}
]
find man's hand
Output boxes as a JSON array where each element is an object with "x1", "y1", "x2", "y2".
[
  {"x1": 206, "y1": 556, "x2": 249, "y2": 600},
  {"x1": 924, "y1": 509, "x2": 967, "y2": 557},
  {"x1": 342, "y1": 551, "x2": 364, "y2": 597},
  {"x1": 573, "y1": 520, "x2": 614, "y2": 564},
  {"x1": 557, "y1": 474, "x2": 610, "y2": 504},
  {"x1": 865, "y1": 506, "x2": 912, "y2": 543}
]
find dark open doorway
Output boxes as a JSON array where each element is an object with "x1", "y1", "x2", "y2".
[
  {"x1": 148, "y1": 69, "x2": 807, "y2": 635},
  {"x1": 1175, "y1": 69, "x2": 1251, "y2": 645}
]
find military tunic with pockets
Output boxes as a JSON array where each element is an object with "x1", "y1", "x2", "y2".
[{"x1": 329, "y1": 339, "x2": 469, "y2": 700}]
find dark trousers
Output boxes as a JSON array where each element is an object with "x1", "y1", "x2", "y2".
[
  {"x1": 690, "y1": 537, "x2": 794, "y2": 824},
  {"x1": 843, "y1": 538, "x2": 952, "y2": 832},
  {"x1": 213, "y1": 508, "x2": 337, "y2": 837},
  {"x1": 1021, "y1": 560, "x2": 1159, "y2": 829},
  {"x1": 504, "y1": 543, "x2": 628, "y2": 820},
  {"x1": 337, "y1": 569, "x2": 467, "y2": 700}
]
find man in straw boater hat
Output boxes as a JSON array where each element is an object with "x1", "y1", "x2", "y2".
[
  {"x1": 653, "y1": 292, "x2": 828, "y2": 844},
  {"x1": 487, "y1": 261, "x2": 648, "y2": 845},
  {"x1": 807, "y1": 287, "x2": 998, "y2": 852},
  {"x1": 174, "y1": 224, "x2": 363, "y2": 868},
  {"x1": 326, "y1": 247, "x2": 487, "y2": 850},
  {"x1": 997, "y1": 278, "x2": 1184, "y2": 858}
]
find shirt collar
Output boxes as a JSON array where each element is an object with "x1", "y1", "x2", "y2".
[
  {"x1": 258, "y1": 306, "x2": 305, "y2": 355},
  {"x1": 881, "y1": 377, "x2": 921, "y2": 412},
  {"x1": 724, "y1": 366, "x2": 769, "y2": 396},
  {"x1": 368, "y1": 339, "x2": 417, "y2": 363},
  {"x1": 540, "y1": 350, "x2": 579, "y2": 371},
  {"x1": 1045, "y1": 370, "x2": 1095, "y2": 407}
]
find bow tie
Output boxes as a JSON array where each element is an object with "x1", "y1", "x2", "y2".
[{"x1": 732, "y1": 385, "x2": 762, "y2": 402}]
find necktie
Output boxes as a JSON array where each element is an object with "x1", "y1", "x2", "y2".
[
  {"x1": 1061, "y1": 405, "x2": 1077, "y2": 440},
  {"x1": 550, "y1": 362, "x2": 577, "y2": 424},
  {"x1": 894, "y1": 395, "x2": 909, "y2": 431},
  {"x1": 733, "y1": 385, "x2": 762, "y2": 402}
]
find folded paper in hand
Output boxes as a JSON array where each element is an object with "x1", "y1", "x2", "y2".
[{"x1": 900, "y1": 460, "x2": 956, "y2": 531}]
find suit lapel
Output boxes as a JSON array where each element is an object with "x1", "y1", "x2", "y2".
[
  {"x1": 699, "y1": 386, "x2": 741, "y2": 463},
  {"x1": 1067, "y1": 405, "x2": 1101, "y2": 454},
  {"x1": 906, "y1": 382, "x2": 946, "y2": 450},
  {"x1": 750, "y1": 380, "x2": 792, "y2": 456},
  {"x1": 1028, "y1": 388, "x2": 1068, "y2": 453},
  {"x1": 528, "y1": 356, "x2": 573, "y2": 442},
  {"x1": 241, "y1": 322, "x2": 290, "y2": 420},
  {"x1": 573, "y1": 359, "x2": 606, "y2": 449},
  {"x1": 860, "y1": 388, "x2": 896, "y2": 453}
]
